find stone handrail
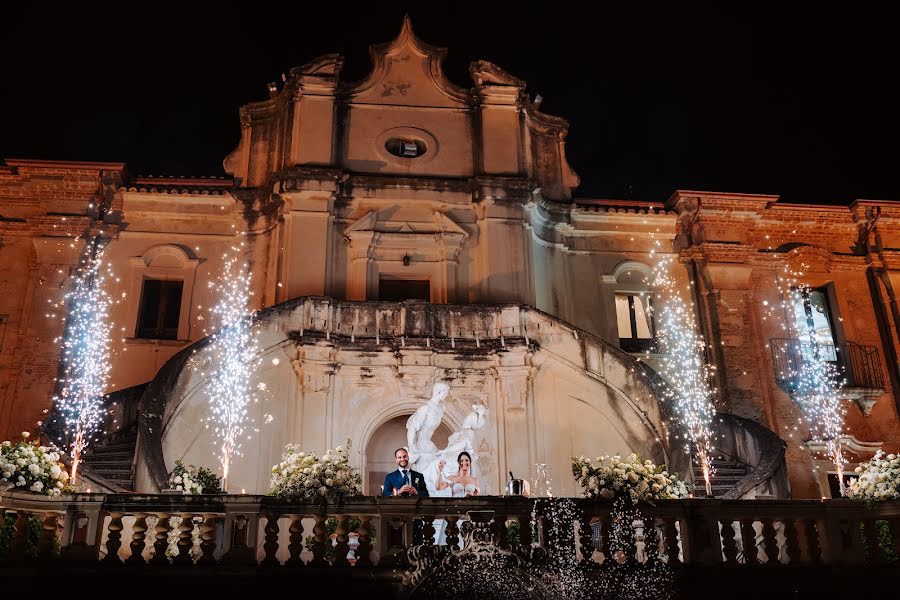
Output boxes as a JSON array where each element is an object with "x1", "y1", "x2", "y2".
[
  {"x1": 3, "y1": 490, "x2": 899, "y2": 571},
  {"x1": 712, "y1": 413, "x2": 790, "y2": 500}
]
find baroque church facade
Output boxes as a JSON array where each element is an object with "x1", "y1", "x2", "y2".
[{"x1": 1, "y1": 20, "x2": 898, "y2": 499}]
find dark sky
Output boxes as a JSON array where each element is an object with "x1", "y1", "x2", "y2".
[{"x1": 1, "y1": 6, "x2": 895, "y2": 205}]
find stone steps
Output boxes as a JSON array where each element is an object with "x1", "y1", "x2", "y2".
[
  {"x1": 692, "y1": 458, "x2": 750, "y2": 498},
  {"x1": 80, "y1": 434, "x2": 137, "y2": 492}
]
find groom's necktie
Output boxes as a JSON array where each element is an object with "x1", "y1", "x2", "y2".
[{"x1": 403, "y1": 470, "x2": 410, "y2": 486}]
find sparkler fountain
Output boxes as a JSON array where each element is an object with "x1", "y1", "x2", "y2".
[
  {"x1": 777, "y1": 272, "x2": 847, "y2": 495},
  {"x1": 52, "y1": 240, "x2": 116, "y2": 485},
  {"x1": 651, "y1": 251, "x2": 717, "y2": 497},
  {"x1": 204, "y1": 242, "x2": 259, "y2": 490}
]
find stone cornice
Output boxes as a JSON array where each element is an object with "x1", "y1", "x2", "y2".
[
  {"x1": 123, "y1": 175, "x2": 233, "y2": 196},
  {"x1": 2, "y1": 158, "x2": 127, "y2": 172},
  {"x1": 573, "y1": 199, "x2": 672, "y2": 216}
]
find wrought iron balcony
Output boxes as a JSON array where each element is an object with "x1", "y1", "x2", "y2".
[{"x1": 769, "y1": 338, "x2": 886, "y2": 414}]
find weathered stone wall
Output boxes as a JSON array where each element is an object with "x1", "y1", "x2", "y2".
[
  {"x1": 671, "y1": 192, "x2": 900, "y2": 498},
  {"x1": 134, "y1": 300, "x2": 668, "y2": 497}
]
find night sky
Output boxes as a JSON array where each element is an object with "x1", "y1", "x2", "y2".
[{"x1": 1, "y1": 7, "x2": 895, "y2": 205}]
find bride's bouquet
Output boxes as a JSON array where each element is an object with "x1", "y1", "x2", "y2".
[
  {"x1": 269, "y1": 439, "x2": 361, "y2": 503},
  {"x1": 572, "y1": 453, "x2": 688, "y2": 504}
]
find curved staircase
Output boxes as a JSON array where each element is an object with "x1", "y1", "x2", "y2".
[
  {"x1": 78, "y1": 428, "x2": 138, "y2": 491},
  {"x1": 686, "y1": 413, "x2": 790, "y2": 499},
  {"x1": 692, "y1": 454, "x2": 750, "y2": 498}
]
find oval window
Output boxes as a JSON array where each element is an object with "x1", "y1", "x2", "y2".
[{"x1": 384, "y1": 138, "x2": 427, "y2": 158}]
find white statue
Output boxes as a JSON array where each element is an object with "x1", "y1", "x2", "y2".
[
  {"x1": 439, "y1": 404, "x2": 487, "y2": 469},
  {"x1": 405, "y1": 381, "x2": 450, "y2": 471},
  {"x1": 424, "y1": 403, "x2": 489, "y2": 495}
]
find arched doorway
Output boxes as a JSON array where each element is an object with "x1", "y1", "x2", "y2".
[{"x1": 365, "y1": 415, "x2": 452, "y2": 495}]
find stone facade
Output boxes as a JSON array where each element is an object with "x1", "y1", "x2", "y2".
[{"x1": 1, "y1": 19, "x2": 898, "y2": 499}]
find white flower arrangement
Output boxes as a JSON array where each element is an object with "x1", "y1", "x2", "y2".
[
  {"x1": 846, "y1": 450, "x2": 900, "y2": 504},
  {"x1": 269, "y1": 440, "x2": 361, "y2": 503},
  {"x1": 571, "y1": 453, "x2": 688, "y2": 504},
  {"x1": 0, "y1": 432, "x2": 71, "y2": 497},
  {"x1": 166, "y1": 461, "x2": 222, "y2": 495}
]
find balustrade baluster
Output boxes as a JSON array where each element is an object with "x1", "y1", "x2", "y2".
[
  {"x1": 760, "y1": 519, "x2": 779, "y2": 564},
  {"x1": 663, "y1": 518, "x2": 680, "y2": 566},
  {"x1": 888, "y1": 517, "x2": 900, "y2": 563},
  {"x1": 740, "y1": 519, "x2": 758, "y2": 564},
  {"x1": 198, "y1": 514, "x2": 217, "y2": 565},
  {"x1": 420, "y1": 515, "x2": 435, "y2": 549},
  {"x1": 578, "y1": 515, "x2": 595, "y2": 565},
  {"x1": 804, "y1": 519, "x2": 822, "y2": 564},
  {"x1": 150, "y1": 513, "x2": 171, "y2": 565},
  {"x1": 624, "y1": 511, "x2": 639, "y2": 566},
  {"x1": 261, "y1": 511, "x2": 281, "y2": 567},
  {"x1": 356, "y1": 515, "x2": 374, "y2": 566},
  {"x1": 221, "y1": 514, "x2": 255, "y2": 565},
  {"x1": 720, "y1": 520, "x2": 739, "y2": 565},
  {"x1": 783, "y1": 518, "x2": 801, "y2": 564},
  {"x1": 9, "y1": 511, "x2": 30, "y2": 561},
  {"x1": 102, "y1": 512, "x2": 124, "y2": 565},
  {"x1": 516, "y1": 514, "x2": 532, "y2": 548},
  {"x1": 126, "y1": 513, "x2": 148, "y2": 565},
  {"x1": 309, "y1": 514, "x2": 328, "y2": 566},
  {"x1": 445, "y1": 516, "x2": 460, "y2": 550},
  {"x1": 37, "y1": 513, "x2": 59, "y2": 561},
  {"x1": 643, "y1": 516, "x2": 660, "y2": 565},
  {"x1": 492, "y1": 513, "x2": 508, "y2": 549},
  {"x1": 286, "y1": 514, "x2": 305, "y2": 567},
  {"x1": 333, "y1": 514, "x2": 351, "y2": 567},
  {"x1": 174, "y1": 513, "x2": 195, "y2": 565},
  {"x1": 862, "y1": 519, "x2": 886, "y2": 564}
]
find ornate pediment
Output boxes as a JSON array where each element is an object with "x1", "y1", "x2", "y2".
[
  {"x1": 344, "y1": 17, "x2": 469, "y2": 107},
  {"x1": 346, "y1": 210, "x2": 468, "y2": 237},
  {"x1": 344, "y1": 210, "x2": 469, "y2": 265}
]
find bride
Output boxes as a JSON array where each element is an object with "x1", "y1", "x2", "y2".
[{"x1": 436, "y1": 451, "x2": 480, "y2": 497}]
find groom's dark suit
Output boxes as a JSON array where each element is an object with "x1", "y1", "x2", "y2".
[
  {"x1": 382, "y1": 468, "x2": 430, "y2": 546},
  {"x1": 382, "y1": 468, "x2": 430, "y2": 498}
]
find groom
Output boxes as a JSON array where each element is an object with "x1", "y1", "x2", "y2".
[
  {"x1": 382, "y1": 447, "x2": 430, "y2": 498},
  {"x1": 383, "y1": 447, "x2": 429, "y2": 546}
]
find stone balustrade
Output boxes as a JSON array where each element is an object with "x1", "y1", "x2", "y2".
[
  {"x1": 2, "y1": 490, "x2": 899, "y2": 572},
  {"x1": 278, "y1": 296, "x2": 583, "y2": 350}
]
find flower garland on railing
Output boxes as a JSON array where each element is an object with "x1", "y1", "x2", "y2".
[
  {"x1": 269, "y1": 440, "x2": 361, "y2": 503},
  {"x1": 846, "y1": 450, "x2": 900, "y2": 505},
  {"x1": 0, "y1": 432, "x2": 71, "y2": 497},
  {"x1": 166, "y1": 460, "x2": 223, "y2": 494},
  {"x1": 571, "y1": 453, "x2": 688, "y2": 504}
]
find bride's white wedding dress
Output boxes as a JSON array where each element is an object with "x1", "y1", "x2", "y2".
[
  {"x1": 451, "y1": 482, "x2": 479, "y2": 497},
  {"x1": 432, "y1": 479, "x2": 480, "y2": 547}
]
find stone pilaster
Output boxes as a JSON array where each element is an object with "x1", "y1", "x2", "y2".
[
  {"x1": 493, "y1": 354, "x2": 535, "y2": 486},
  {"x1": 292, "y1": 345, "x2": 337, "y2": 451}
]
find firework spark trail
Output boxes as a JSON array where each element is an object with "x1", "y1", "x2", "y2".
[
  {"x1": 651, "y1": 250, "x2": 717, "y2": 496},
  {"x1": 53, "y1": 249, "x2": 116, "y2": 484},
  {"x1": 205, "y1": 244, "x2": 259, "y2": 489},
  {"x1": 769, "y1": 263, "x2": 847, "y2": 494}
]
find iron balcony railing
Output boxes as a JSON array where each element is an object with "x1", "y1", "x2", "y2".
[{"x1": 769, "y1": 338, "x2": 885, "y2": 393}]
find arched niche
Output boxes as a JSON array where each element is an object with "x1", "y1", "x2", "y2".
[{"x1": 364, "y1": 415, "x2": 451, "y2": 495}]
